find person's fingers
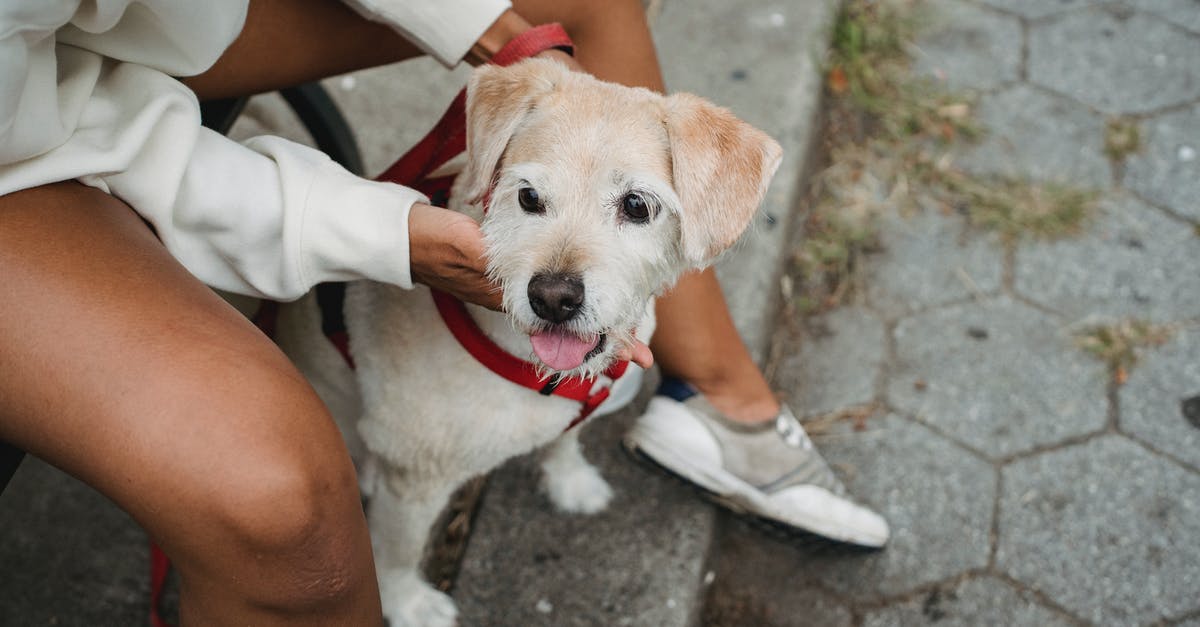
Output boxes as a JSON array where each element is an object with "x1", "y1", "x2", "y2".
[
  {"x1": 630, "y1": 341, "x2": 654, "y2": 368},
  {"x1": 614, "y1": 339, "x2": 654, "y2": 369},
  {"x1": 449, "y1": 277, "x2": 503, "y2": 310}
]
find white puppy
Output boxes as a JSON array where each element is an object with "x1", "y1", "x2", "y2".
[{"x1": 277, "y1": 58, "x2": 781, "y2": 626}]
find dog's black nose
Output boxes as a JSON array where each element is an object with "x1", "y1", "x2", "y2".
[{"x1": 528, "y1": 273, "x2": 584, "y2": 323}]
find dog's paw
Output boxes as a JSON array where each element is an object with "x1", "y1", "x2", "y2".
[
  {"x1": 542, "y1": 462, "x2": 614, "y2": 514},
  {"x1": 379, "y1": 569, "x2": 458, "y2": 627}
]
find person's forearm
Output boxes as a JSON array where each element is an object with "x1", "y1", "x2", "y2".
[
  {"x1": 184, "y1": 0, "x2": 422, "y2": 100},
  {"x1": 185, "y1": 0, "x2": 530, "y2": 101}
]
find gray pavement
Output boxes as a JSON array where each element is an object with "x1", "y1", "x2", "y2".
[
  {"x1": 707, "y1": 1, "x2": 1200, "y2": 625},
  {"x1": 3, "y1": 1, "x2": 1200, "y2": 626}
]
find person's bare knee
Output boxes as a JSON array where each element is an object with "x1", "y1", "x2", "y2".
[
  {"x1": 157, "y1": 378, "x2": 374, "y2": 614},
  {"x1": 212, "y1": 447, "x2": 368, "y2": 611}
]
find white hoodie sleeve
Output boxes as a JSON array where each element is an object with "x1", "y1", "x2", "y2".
[
  {"x1": 0, "y1": 0, "x2": 425, "y2": 300},
  {"x1": 341, "y1": 0, "x2": 512, "y2": 67}
]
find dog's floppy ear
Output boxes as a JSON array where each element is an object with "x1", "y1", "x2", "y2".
[
  {"x1": 462, "y1": 58, "x2": 566, "y2": 204},
  {"x1": 663, "y1": 93, "x2": 783, "y2": 266}
]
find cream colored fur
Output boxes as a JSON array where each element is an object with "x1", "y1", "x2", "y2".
[{"x1": 277, "y1": 58, "x2": 781, "y2": 626}]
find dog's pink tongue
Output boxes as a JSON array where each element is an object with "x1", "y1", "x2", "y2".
[{"x1": 530, "y1": 330, "x2": 600, "y2": 371}]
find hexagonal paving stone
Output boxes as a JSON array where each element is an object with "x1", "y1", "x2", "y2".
[
  {"x1": 775, "y1": 306, "x2": 885, "y2": 418},
  {"x1": 1029, "y1": 10, "x2": 1200, "y2": 114},
  {"x1": 1121, "y1": 326, "x2": 1200, "y2": 470},
  {"x1": 862, "y1": 575, "x2": 1075, "y2": 626},
  {"x1": 1125, "y1": 104, "x2": 1200, "y2": 222},
  {"x1": 955, "y1": 84, "x2": 1110, "y2": 187},
  {"x1": 793, "y1": 415, "x2": 995, "y2": 601},
  {"x1": 705, "y1": 528, "x2": 854, "y2": 627},
  {"x1": 978, "y1": 0, "x2": 1103, "y2": 19},
  {"x1": 888, "y1": 297, "x2": 1108, "y2": 459},
  {"x1": 1014, "y1": 194, "x2": 1200, "y2": 321},
  {"x1": 914, "y1": 0, "x2": 1022, "y2": 91},
  {"x1": 863, "y1": 208, "x2": 1004, "y2": 319},
  {"x1": 1124, "y1": 0, "x2": 1200, "y2": 35},
  {"x1": 998, "y1": 435, "x2": 1200, "y2": 625}
]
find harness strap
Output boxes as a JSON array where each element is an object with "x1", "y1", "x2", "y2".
[
  {"x1": 374, "y1": 23, "x2": 573, "y2": 192},
  {"x1": 149, "y1": 543, "x2": 171, "y2": 627},
  {"x1": 431, "y1": 290, "x2": 629, "y2": 426}
]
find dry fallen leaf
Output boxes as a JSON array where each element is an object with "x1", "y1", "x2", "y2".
[
  {"x1": 938, "y1": 102, "x2": 970, "y2": 120},
  {"x1": 828, "y1": 66, "x2": 849, "y2": 95}
]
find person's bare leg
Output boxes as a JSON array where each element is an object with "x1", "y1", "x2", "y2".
[
  {"x1": 514, "y1": 0, "x2": 780, "y2": 422},
  {"x1": 0, "y1": 183, "x2": 382, "y2": 625},
  {"x1": 647, "y1": 271, "x2": 780, "y2": 420}
]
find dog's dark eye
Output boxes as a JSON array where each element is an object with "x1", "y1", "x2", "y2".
[
  {"x1": 621, "y1": 193, "x2": 650, "y2": 223},
  {"x1": 518, "y1": 187, "x2": 543, "y2": 214}
]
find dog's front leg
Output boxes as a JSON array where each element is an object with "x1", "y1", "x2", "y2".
[
  {"x1": 539, "y1": 428, "x2": 614, "y2": 514},
  {"x1": 366, "y1": 462, "x2": 458, "y2": 627}
]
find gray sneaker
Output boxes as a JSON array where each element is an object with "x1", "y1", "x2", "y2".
[{"x1": 624, "y1": 389, "x2": 889, "y2": 548}]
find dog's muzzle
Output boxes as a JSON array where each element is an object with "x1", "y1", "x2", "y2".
[{"x1": 528, "y1": 272, "x2": 584, "y2": 323}]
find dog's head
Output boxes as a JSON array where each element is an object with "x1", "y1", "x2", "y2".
[{"x1": 462, "y1": 58, "x2": 782, "y2": 376}]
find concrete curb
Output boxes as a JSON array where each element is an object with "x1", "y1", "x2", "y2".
[{"x1": 451, "y1": 2, "x2": 840, "y2": 625}]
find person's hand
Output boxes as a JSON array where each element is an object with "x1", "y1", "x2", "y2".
[{"x1": 408, "y1": 202, "x2": 502, "y2": 310}]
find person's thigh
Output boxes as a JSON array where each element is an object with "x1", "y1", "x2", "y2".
[{"x1": 0, "y1": 182, "x2": 379, "y2": 623}]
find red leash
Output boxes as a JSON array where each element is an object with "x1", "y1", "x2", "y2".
[{"x1": 148, "y1": 24, "x2": 592, "y2": 627}]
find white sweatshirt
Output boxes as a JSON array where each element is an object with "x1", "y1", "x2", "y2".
[{"x1": 0, "y1": 0, "x2": 509, "y2": 300}]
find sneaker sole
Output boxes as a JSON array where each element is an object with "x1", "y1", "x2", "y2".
[{"x1": 622, "y1": 432, "x2": 886, "y2": 550}]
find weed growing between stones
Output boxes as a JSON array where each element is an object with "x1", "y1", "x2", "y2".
[
  {"x1": 791, "y1": 0, "x2": 1096, "y2": 315},
  {"x1": 943, "y1": 175, "x2": 1098, "y2": 242},
  {"x1": 1074, "y1": 319, "x2": 1172, "y2": 385},
  {"x1": 1104, "y1": 117, "x2": 1141, "y2": 161}
]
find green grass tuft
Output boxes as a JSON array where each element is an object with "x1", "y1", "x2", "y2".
[{"x1": 1074, "y1": 319, "x2": 1171, "y2": 384}]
